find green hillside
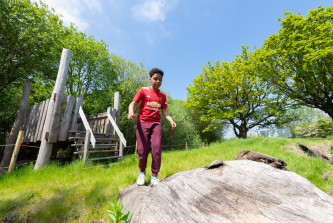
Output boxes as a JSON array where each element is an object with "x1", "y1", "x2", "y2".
[{"x1": 1, "y1": 137, "x2": 332, "y2": 222}]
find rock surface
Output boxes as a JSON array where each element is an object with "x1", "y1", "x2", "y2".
[{"x1": 121, "y1": 158, "x2": 333, "y2": 223}]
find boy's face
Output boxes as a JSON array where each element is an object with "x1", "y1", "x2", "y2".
[{"x1": 150, "y1": 73, "x2": 163, "y2": 91}]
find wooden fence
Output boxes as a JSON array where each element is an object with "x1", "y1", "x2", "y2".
[
  {"x1": 22, "y1": 94, "x2": 79, "y2": 144},
  {"x1": 21, "y1": 94, "x2": 122, "y2": 144}
]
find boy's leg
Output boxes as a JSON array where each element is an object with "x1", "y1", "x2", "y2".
[
  {"x1": 150, "y1": 122, "x2": 162, "y2": 177},
  {"x1": 136, "y1": 122, "x2": 151, "y2": 172}
]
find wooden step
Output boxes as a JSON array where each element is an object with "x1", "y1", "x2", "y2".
[
  {"x1": 69, "y1": 130, "x2": 114, "y2": 136},
  {"x1": 74, "y1": 149, "x2": 119, "y2": 154},
  {"x1": 88, "y1": 156, "x2": 121, "y2": 161},
  {"x1": 69, "y1": 136, "x2": 117, "y2": 141},
  {"x1": 71, "y1": 144, "x2": 117, "y2": 147}
]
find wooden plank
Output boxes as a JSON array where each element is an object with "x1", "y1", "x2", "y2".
[
  {"x1": 22, "y1": 107, "x2": 31, "y2": 143},
  {"x1": 116, "y1": 109, "x2": 120, "y2": 126},
  {"x1": 23, "y1": 105, "x2": 35, "y2": 143},
  {"x1": 36, "y1": 100, "x2": 49, "y2": 141},
  {"x1": 8, "y1": 130, "x2": 24, "y2": 173},
  {"x1": 85, "y1": 112, "x2": 108, "y2": 120},
  {"x1": 58, "y1": 95, "x2": 75, "y2": 141},
  {"x1": 48, "y1": 94, "x2": 65, "y2": 143},
  {"x1": 79, "y1": 106, "x2": 96, "y2": 147},
  {"x1": 0, "y1": 82, "x2": 30, "y2": 169},
  {"x1": 74, "y1": 149, "x2": 118, "y2": 154},
  {"x1": 71, "y1": 144, "x2": 117, "y2": 147},
  {"x1": 112, "y1": 108, "x2": 117, "y2": 137},
  {"x1": 101, "y1": 118, "x2": 106, "y2": 134},
  {"x1": 83, "y1": 130, "x2": 91, "y2": 165},
  {"x1": 30, "y1": 103, "x2": 41, "y2": 142},
  {"x1": 107, "y1": 108, "x2": 126, "y2": 147},
  {"x1": 119, "y1": 142, "x2": 123, "y2": 160},
  {"x1": 99, "y1": 118, "x2": 104, "y2": 134},
  {"x1": 70, "y1": 95, "x2": 84, "y2": 132},
  {"x1": 105, "y1": 107, "x2": 112, "y2": 134},
  {"x1": 92, "y1": 119, "x2": 97, "y2": 133},
  {"x1": 88, "y1": 156, "x2": 120, "y2": 161},
  {"x1": 69, "y1": 136, "x2": 116, "y2": 141},
  {"x1": 34, "y1": 101, "x2": 45, "y2": 142},
  {"x1": 95, "y1": 119, "x2": 100, "y2": 133},
  {"x1": 28, "y1": 104, "x2": 39, "y2": 142}
]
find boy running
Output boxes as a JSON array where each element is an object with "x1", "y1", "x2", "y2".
[{"x1": 128, "y1": 68, "x2": 177, "y2": 187}]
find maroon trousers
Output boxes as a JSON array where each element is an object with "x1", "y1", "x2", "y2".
[{"x1": 136, "y1": 122, "x2": 162, "y2": 177}]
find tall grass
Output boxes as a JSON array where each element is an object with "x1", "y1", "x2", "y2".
[{"x1": 0, "y1": 137, "x2": 332, "y2": 222}]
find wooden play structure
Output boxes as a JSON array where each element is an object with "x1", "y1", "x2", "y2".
[{"x1": 1, "y1": 49, "x2": 126, "y2": 171}]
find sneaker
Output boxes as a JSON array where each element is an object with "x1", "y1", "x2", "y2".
[
  {"x1": 150, "y1": 176, "x2": 160, "y2": 187},
  {"x1": 136, "y1": 171, "x2": 146, "y2": 186}
]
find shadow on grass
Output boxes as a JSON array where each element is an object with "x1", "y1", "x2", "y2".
[{"x1": 1, "y1": 181, "x2": 114, "y2": 223}]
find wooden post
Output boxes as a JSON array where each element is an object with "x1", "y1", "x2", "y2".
[
  {"x1": 70, "y1": 95, "x2": 84, "y2": 133},
  {"x1": 186, "y1": 142, "x2": 188, "y2": 151},
  {"x1": 114, "y1": 92, "x2": 119, "y2": 113},
  {"x1": 119, "y1": 142, "x2": 123, "y2": 160},
  {"x1": 48, "y1": 94, "x2": 65, "y2": 143},
  {"x1": 35, "y1": 49, "x2": 72, "y2": 170},
  {"x1": 114, "y1": 91, "x2": 123, "y2": 160},
  {"x1": 83, "y1": 130, "x2": 91, "y2": 165},
  {"x1": 8, "y1": 130, "x2": 24, "y2": 173},
  {"x1": 58, "y1": 96, "x2": 75, "y2": 141},
  {"x1": 1, "y1": 82, "x2": 31, "y2": 170}
]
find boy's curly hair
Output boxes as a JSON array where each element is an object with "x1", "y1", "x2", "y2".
[{"x1": 149, "y1": 68, "x2": 164, "y2": 77}]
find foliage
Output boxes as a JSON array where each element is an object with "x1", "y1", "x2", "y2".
[
  {"x1": 294, "y1": 116, "x2": 333, "y2": 138},
  {"x1": 262, "y1": 6, "x2": 333, "y2": 121},
  {"x1": 107, "y1": 199, "x2": 132, "y2": 223},
  {"x1": 0, "y1": 87, "x2": 22, "y2": 146},
  {"x1": 187, "y1": 107, "x2": 225, "y2": 143},
  {"x1": 109, "y1": 56, "x2": 150, "y2": 147},
  {"x1": 186, "y1": 46, "x2": 292, "y2": 138},
  {"x1": 63, "y1": 30, "x2": 117, "y2": 99},
  {"x1": 161, "y1": 99, "x2": 202, "y2": 149},
  {"x1": 275, "y1": 106, "x2": 328, "y2": 131},
  {"x1": 0, "y1": 0, "x2": 64, "y2": 93}
]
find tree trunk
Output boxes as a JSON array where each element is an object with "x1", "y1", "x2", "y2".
[{"x1": 121, "y1": 154, "x2": 333, "y2": 223}]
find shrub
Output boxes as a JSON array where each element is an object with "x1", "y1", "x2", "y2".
[{"x1": 294, "y1": 117, "x2": 333, "y2": 138}]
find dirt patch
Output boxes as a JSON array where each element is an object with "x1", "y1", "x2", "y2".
[
  {"x1": 321, "y1": 170, "x2": 333, "y2": 180},
  {"x1": 298, "y1": 142, "x2": 332, "y2": 164},
  {"x1": 284, "y1": 144, "x2": 307, "y2": 157},
  {"x1": 285, "y1": 142, "x2": 332, "y2": 164}
]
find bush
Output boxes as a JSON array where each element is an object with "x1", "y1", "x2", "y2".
[{"x1": 294, "y1": 117, "x2": 333, "y2": 138}]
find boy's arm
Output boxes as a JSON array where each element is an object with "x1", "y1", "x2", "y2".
[
  {"x1": 162, "y1": 109, "x2": 177, "y2": 130},
  {"x1": 128, "y1": 101, "x2": 138, "y2": 120}
]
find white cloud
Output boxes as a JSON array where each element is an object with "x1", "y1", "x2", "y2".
[
  {"x1": 132, "y1": 0, "x2": 177, "y2": 22},
  {"x1": 36, "y1": 0, "x2": 103, "y2": 31}
]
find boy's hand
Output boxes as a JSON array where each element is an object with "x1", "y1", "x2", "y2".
[
  {"x1": 170, "y1": 121, "x2": 177, "y2": 130},
  {"x1": 127, "y1": 113, "x2": 136, "y2": 120}
]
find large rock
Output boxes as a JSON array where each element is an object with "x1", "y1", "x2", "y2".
[{"x1": 121, "y1": 155, "x2": 333, "y2": 223}]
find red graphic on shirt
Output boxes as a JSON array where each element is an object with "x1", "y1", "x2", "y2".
[{"x1": 133, "y1": 87, "x2": 167, "y2": 122}]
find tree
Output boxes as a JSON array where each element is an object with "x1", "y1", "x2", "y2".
[
  {"x1": 262, "y1": 6, "x2": 333, "y2": 122},
  {"x1": 0, "y1": 0, "x2": 64, "y2": 94},
  {"x1": 161, "y1": 99, "x2": 202, "y2": 149},
  {"x1": 186, "y1": 47, "x2": 291, "y2": 139},
  {"x1": 63, "y1": 30, "x2": 116, "y2": 100},
  {"x1": 275, "y1": 106, "x2": 327, "y2": 129}
]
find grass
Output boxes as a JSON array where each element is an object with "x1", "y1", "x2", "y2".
[{"x1": 0, "y1": 137, "x2": 332, "y2": 222}]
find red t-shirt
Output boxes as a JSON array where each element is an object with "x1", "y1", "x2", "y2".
[{"x1": 133, "y1": 87, "x2": 167, "y2": 122}]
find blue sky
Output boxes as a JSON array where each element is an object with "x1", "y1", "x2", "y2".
[{"x1": 39, "y1": 0, "x2": 332, "y2": 101}]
